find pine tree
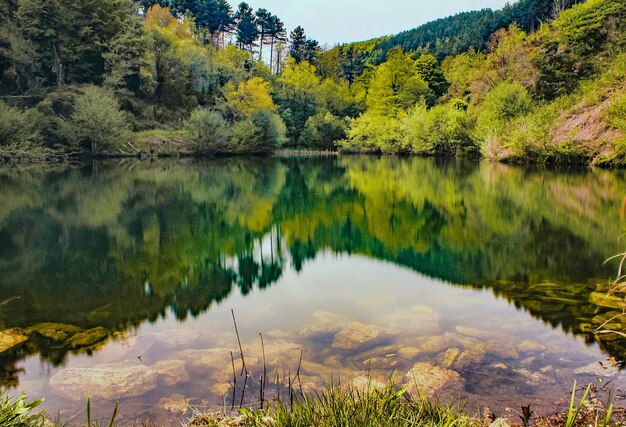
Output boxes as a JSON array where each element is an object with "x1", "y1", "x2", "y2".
[
  {"x1": 234, "y1": 2, "x2": 257, "y2": 51},
  {"x1": 255, "y1": 8, "x2": 271, "y2": 61},
  {"x1": 267, "y1": 15, "x2": 286, "y2": 74},
  {"x1": 289, "y1": 26, "x2": 307, "y2": 63}
]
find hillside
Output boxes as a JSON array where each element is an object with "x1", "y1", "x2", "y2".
[
  {"x1": 318, "y1": 0, "x2": 585, "y2": 77},
  {"x1": 337, "y1": 0, "x2": 626, "y2": 165},
  {"x1": 0, "y1": 0, "x2": 624, "y2": 166}
]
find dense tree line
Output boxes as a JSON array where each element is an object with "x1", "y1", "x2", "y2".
[
  {"x1": 317, "y1": 0, "x2": 586, "y2": 79},
  {"x1": 0, "y1": 0, "x2": 624, "y2": 165}
]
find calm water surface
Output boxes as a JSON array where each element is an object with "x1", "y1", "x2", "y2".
[{"x1": 1, "y1": 156, "x2": 626, "y2": 425}]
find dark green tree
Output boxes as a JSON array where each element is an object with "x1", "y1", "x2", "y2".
[
  {"x1": 267, "y1": 14, "x2": 287, "y2": 74},
  {"x1": 289, "y1": 26, "x2": 318, "y2": 64},
  {"x1": 194, "y1": 0, "x2": 234, "y2": 47},
  {"x1": 415, "y1": 53, "x2": 449, "y2": 104},
  {"x1": 234, "y1": 2, "x2": 257, "y2": 51},
  {"x1": 255, "y1": 8, "x2": 271, "y2": 60},
  {"x1": 289, "y1": 26, "x2": 307, "y2": 63}
]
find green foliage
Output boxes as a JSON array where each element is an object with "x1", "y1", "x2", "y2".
[
  {"x1": 299, "y1": 112, "x2": 348, "y2": 150},
  {"x1": 0, "y1": 391, "x2": 45, "y2": 427},
  {"x1": 276, "y1": 59, "x2": 322, "y2": 144},
  {"x1": 231, "y1": 110, "x2": 286, "y2": 154},
  {"x1": 234, "y1": 2, "x2": 258, "y2": 51},
  {"x1": 478, "y1": 81, "x2": 533, "y2": 125},
  {"x1": 608, "y1": 93, "x2": 626, "y2": 133},
  {"x1": 225, "y1": 76, "x2": 276, "y2": 118},
  {"x1": 71, "y1": 86, "x2": 131, "y2": 154},
  {"x1": 401, "y1": 102, "x2": 476, "y2": 155},
  {"x1": 13, "y1": 0, "x2": 144, "y2": 89},
  {"x1": 186, "y1": 108, "x2": 231, "y2": 154},
  {"x1": 415, "y1": 54, "x2": 450, "y2": 104},
  {"x1": 289, "y1": 26, "x2": 319, "y2": 64},
  {"x1": 366, "y1": 48, "x2": 429, "y2": 116},
  {"x1": 341, "y1": 112, "x2": 402, "y2": 154},
  {"x1": 533, "y1": 0, "x2": 626, "y2": 100},
  {"x1": 0, "y1": 101, "x2": 40, "y2": 147}
]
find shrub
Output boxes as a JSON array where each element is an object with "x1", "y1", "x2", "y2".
[
  {"x1": 71, "y1": 86, "x2": 131, "y2": 154},
  {"x1": 231, "y1": 110, "x2": 286, "y2": 154},
  {"x1": 608, "y1": 92, "x2": 626, "y2": 133},
  {"x1": 0, "y1": 101, "x2": 41, "y2": 146},
  {"x1": 401, "y1": 102, "x2": 476, "y2": 155},
  {"x1": 186, "y1": 108, "x2": 231, "y2": 154},
  {"x1": 299, "y1": 112, "x2": 348, "y2": 150},
  {"x1": 341, "y1": 112, "x2": 402, "y2": 154},
  {"x1": 480, "y1": 81, "x2": 533, "y2": 123}
]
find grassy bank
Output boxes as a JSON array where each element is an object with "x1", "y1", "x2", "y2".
[{"x1": 3, "y1": 379, "x2": 623, "y2": 427}]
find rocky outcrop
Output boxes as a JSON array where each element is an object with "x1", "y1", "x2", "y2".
[
  {"x1": 0, "y1": 329, "x2": 28, "y2": 354},
  {"x1": 25, "y1": 323, "x2": 82, "y2": 342}
]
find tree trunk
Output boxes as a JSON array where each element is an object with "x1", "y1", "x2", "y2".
[{"x1": 270, "y1": 37, "x2": 275, "y2": 73}]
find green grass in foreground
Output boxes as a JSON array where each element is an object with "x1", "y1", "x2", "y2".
[
  {"x1": 0, "y1": 391, "x2": 46, "y2": 427},
  {"x1": 1, "y1": 378, "x2": 620, "y2": 426},
  {"x1": 190, "y1": 380, "x2": 481, "y2": 427}
]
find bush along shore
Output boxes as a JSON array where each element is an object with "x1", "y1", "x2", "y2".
[{"x1": 0, "y1": 0, "x2": 625, "y2": 165}]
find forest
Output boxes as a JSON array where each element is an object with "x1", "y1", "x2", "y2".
[{"x1": 0, "y1": 0, "x2": 624, "y2": 165}]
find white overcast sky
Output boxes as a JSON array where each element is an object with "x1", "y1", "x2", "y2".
[{"x1": 226, "y1": 0, "x2": 512, "y2": 46}]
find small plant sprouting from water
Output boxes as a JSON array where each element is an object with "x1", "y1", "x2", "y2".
[
  {"x1": 86, "y1": 397, "x2": 118, "y2": 427},
  {"x1": 595, "y1": 252, "x2": 626, "y2": 339},
  {"x1": 564, "y1": 381, "x2": 591, "y2": 427}
]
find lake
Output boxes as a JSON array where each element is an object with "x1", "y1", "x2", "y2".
[{"x1": 1, "y1": 156, "x2": 625, "y2": 425}]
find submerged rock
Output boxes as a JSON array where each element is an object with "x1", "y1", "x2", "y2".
[
  {"x1": 398, "y1": 346, "x2": 422, "y2": 360},
  {"x1": 332, "y1": 322, "x2": 380, "y2": 350},
  {"x1": 455, "y1": 343, "x2": 486, "y2": 369},
  {"x1": 0, "y1": 329, "x2": 28, "y2": 354},
  {"x1": 25, "y1": 323, "x2": 82, "y2": 342},
  {"x1": 489, "y1": 418, "x2": 513, "y2": 427},
  {"x1": 384, "y1": 306, "x2": 440, "y2": 335},
  {"x1": 50, "y1": 362, "x2": 158, "y2": 400},
  {"x1": 485, "y1": 341, "x2": 519, "y2": 360},
  {"x1": 454, "y1": 326, "x2": 505, "y2": 340},
  {"x1": 179, "y1": 348, "x2": 240, "y2": 383},
  {"x1": 158, "y1": 393, "x2": 190, "y2": 413},
  {"x1": 513, "y1": 368, "x2": 553, "y2": 385},
  {"x1": 439, "y1": 347, "x2": 461, "y2": 368},
  {"x1": 151, "y1": 329, "x2": 202, "y2": 349},
  {"x1": 153, "y1": 359, "x2": 189, "y2": 386},
  {"x1": 404, "y1": 362, "x2": 465, "y2": 398},
  {"x1": 299, "y1": 311, "x2": 351, "y2": 339},
  {"x1": 516, "y1": 340, "x2": 546, "y2": 353},
  {"x1": 66, "y1": 327, "x2": 108, "y2": 349},
  {"x1": 351, "y1": 375, "x2": 388, "y2": 392},
  {"x1": 573, "y1": 361, "x2": 621, "y2": 377},
  {"x1": 419, "y1": 334, "x2": 460, "y2": 353},
  {"x1": 589, "y1": 292, "x2": 626, "y2": 310},
  {"x1": 211, "y1": 383, "x2": 232, "y2": 396}
]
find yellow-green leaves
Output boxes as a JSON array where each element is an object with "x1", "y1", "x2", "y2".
[
  {"x1": 366, "y1": 48, "x2": 429, "y2": 117},
  {"x1": 225, "y1": 77, "x2": 276, "y2": 117}
]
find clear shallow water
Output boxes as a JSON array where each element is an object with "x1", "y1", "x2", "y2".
[{"x1": 1, "y1": 156, "x2": 626, "y2": 425}]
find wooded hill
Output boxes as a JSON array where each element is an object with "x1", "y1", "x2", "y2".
[{"x1": 0, "y1": 0, "x2": 624, "y2": 165}]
